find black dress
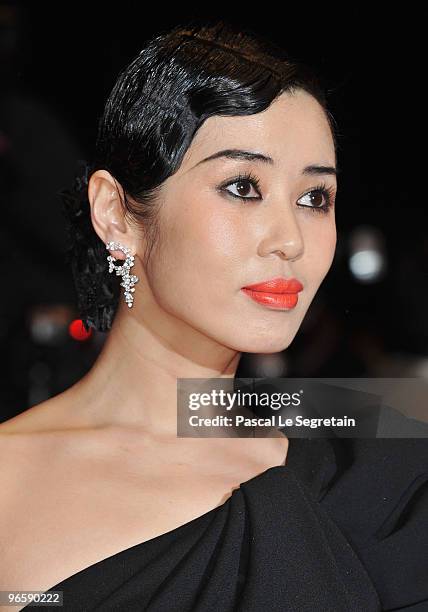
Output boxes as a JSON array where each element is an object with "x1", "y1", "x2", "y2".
[{"x1": 23, "y1": 435, "x2": 428, "y2": 612}]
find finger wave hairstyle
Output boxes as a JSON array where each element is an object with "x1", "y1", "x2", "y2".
[{"x1": 59, "y1": 18, "x2": 339, "y2": 333}]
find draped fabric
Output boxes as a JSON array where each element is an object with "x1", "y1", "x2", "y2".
[{"x1": 23, "y1": 435, "x2": 428, "y2": 611}]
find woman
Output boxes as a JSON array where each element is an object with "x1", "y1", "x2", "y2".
[{"x1": 1, "y1": 19, "x2": 427, "y2": 612}]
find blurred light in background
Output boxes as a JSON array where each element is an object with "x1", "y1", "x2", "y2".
[
  {"x1": 18, "y1": 305, "x2": 102, "y2": 411},
  {"x1": 348, "y1": 225, "x2": 387, "y2": 283},
  {"x1": 28, "y1": 304, "x2": 72, "y2": 346},
  {"x1": 69, "y1": 319, "x2": 92, "y2": 341}
]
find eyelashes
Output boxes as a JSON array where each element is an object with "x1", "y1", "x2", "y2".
[{"x1": 218, "y1": 171, "x2": 335, "y2": 214}]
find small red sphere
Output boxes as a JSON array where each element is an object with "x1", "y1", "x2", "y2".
[{"x1": 68, "y1": 319, "x2": 92, "y2": 341}]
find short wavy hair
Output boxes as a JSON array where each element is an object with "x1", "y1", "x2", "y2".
[{"x1": 59, "y1": 18, "x2": 339, "y2": 333}]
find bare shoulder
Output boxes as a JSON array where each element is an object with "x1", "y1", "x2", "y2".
[
  {"x1": 0, "y1": 382, "x2": 85, "y2": 436},
  {"x1": 0, "y1": 397, "x2": 121, "y2": 602},
  {"x1": 0, "y1": 401, "x2": 64, "y2": 484},
  {"x1": 0, "y1": 396, "x2": 64, "y2": 471},
  {"x1": 0, "y1": 389, "x2": 110, "y2": 498}
]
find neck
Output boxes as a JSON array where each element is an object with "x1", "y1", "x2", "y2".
[{"x1": 71, "y1": 301, "x2": 242, "y2": 437}]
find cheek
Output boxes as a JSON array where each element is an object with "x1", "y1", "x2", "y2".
[
  {"x1": 142, "y1": 198, "x2": 337, "y2": 352},
  {"x1": 302, "y1": 217, "x2": 337, "y2": 287},
  {"x1": 148, "y1": 196, "x2": 245, "y2": 305}
]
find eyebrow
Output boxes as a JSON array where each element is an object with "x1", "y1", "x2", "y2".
[{"x1": 191, "y1": 148, "x2": 339, "y2": 176}]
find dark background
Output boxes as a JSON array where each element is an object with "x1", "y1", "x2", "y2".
[{"x1": 1, "y1": 3, "x2": 426, "y2": 421}]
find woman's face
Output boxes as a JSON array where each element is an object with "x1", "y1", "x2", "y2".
[{"x1": 141, "y1": 89, "x2": 337, "y2": 354}]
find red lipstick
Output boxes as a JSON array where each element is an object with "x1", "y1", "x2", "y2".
[{"x1": 241, "y1": 277, "x2": 303, "y2": 310}]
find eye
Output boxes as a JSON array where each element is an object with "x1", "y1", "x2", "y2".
[
  {"x1": 297, "y1": 183, "x2": 336, "y2": 214},
  {"x1": 218, "y1": 173, "x2": 336, "y2": 215},
  {"x1": 220, "y1": 171, "x2": 261, "y2": 200}
]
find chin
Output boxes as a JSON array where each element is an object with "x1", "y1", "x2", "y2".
[{"x1": 226, "y1": 329, "x2": 299, "y2": 355}]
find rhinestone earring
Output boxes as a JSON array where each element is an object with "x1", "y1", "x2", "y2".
[{"x1": 106, "y1": 241, "x2": 139, "y2": 308}]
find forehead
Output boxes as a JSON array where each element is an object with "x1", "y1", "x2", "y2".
[{"x1": 181, "y1": 89, "x2": 335, "y2": 174}]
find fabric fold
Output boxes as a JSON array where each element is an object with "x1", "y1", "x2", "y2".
[{"x1": 23, "y1": 435, "x2": 428, "y2": 611}]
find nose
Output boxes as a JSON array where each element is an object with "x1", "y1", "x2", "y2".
[{"x1": 257, "y1": 204, "x2": 304, "y2": 262}]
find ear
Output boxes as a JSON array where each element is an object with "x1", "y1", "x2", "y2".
[{"x1": 88, "y1": 169, "x2": 137, "y2": 260}]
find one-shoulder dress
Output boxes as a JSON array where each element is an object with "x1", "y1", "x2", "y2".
[{"x1": 22, "y1": 433, "x2": 428, "y2": 611}]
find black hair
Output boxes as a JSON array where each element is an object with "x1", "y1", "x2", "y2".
[{"x1": 59, "y1": 18, "x2": 339, "y2": 333}]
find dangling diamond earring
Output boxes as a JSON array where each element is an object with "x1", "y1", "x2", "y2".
[{"x1": 106, "y1": 241, "x2": 139, "y2": 308}]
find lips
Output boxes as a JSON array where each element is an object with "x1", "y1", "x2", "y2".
[
  {"x1": 242, "y1": 277, "x2": 303, "y2": 294},
  {"x1": 241, "y1": 277, "x2": 303, "y2": 310}
]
